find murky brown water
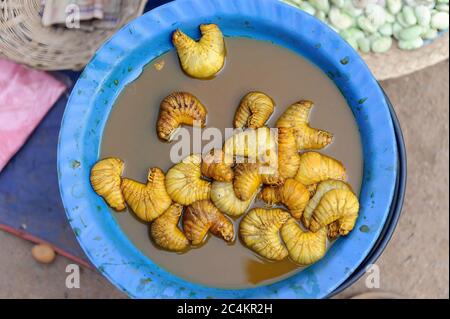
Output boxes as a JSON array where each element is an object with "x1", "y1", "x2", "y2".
[{"x1": 100, "y1": 37, "x2": 363, "y2": 289}]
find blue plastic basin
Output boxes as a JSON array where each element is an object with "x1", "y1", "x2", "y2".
[{"x1": 58, "y1": 0, "x2": 401, "y2": 298}]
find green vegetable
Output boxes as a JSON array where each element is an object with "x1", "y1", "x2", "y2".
[
  {"x1": 431, "y1": 11, "x2": 449, "y2": 30},
  {"x1": 371, "y1": 36, "x2": 393, "y2": 53},
  {"x1": 398, "y1": 37, "x2": 424, "y2": 50},
  {"x1": 279, "y1": 0, "x2": 449, "y2": 53},
  {"x1": 398, "y1": 25, "x2": 424, "y2": 41}
]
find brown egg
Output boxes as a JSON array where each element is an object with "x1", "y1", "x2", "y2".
[{"x1": 31, "y1": 244, "x2": 56, "y2": 264}]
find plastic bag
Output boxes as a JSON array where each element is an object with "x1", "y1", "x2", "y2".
[{"x1": 0, "y1": 59, "x2": 67, "y2": 172}]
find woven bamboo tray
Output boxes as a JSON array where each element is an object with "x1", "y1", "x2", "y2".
[{"x1": 0, "y1": 0, "x2": 146, "y2": 71}]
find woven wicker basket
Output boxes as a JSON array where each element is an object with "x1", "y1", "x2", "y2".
[{"x1": 0, "y1": 0, "x2": 146, "y2": 71}]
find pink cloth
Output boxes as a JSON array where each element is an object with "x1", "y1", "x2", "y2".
[{"x1": 0, "y1": 59, "x2": 67, "y2": 172}]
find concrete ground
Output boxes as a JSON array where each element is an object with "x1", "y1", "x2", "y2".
[{"x1": 0, "y1": 60, "x2": 448, "y2": 299}]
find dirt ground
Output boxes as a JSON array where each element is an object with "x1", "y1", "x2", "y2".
[{"x1": 0, "y1": 60, "x2": 448, "y2": 299}]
